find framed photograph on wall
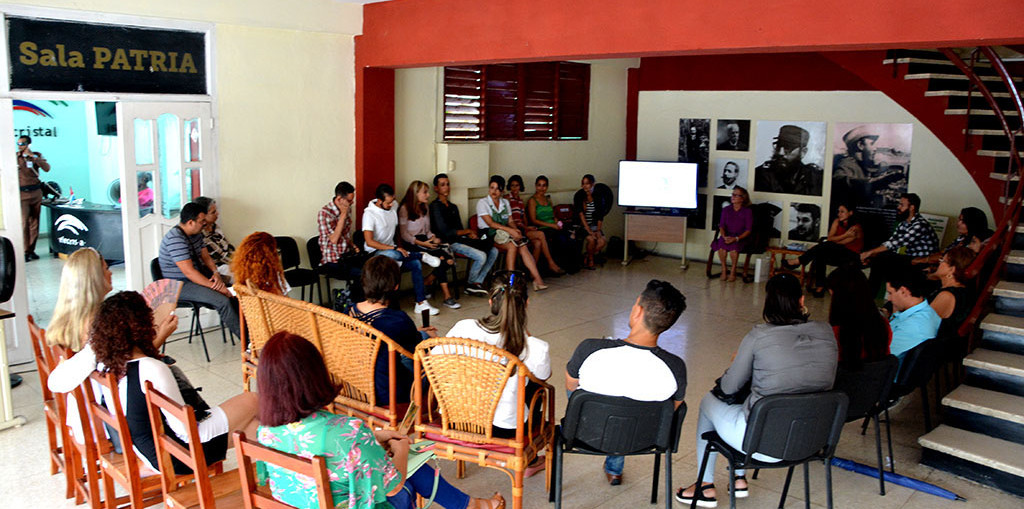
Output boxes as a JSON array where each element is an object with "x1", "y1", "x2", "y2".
[
  {"x1": 830, "y1": 122, "x2": 912, "y2": 227},
  {"x1": 788, "y1": 202, "x2": 822, "y2": 242},
  {"x1": 716, "y1": 119, "x2": 750, "y2": 152},
  {"x1": 687, "y1": 193, "x2": 709, "y2": 230},
  {"x1": 754, "y1": 199, "x2": 783, "y2": 239},
  {"x1": 753, "y1": 120, "x2": 827, "y2": 196},
  {"x1": 678, "y1": 118, "x2": 710, "y2": 188},
  {"x1": 711, "y1": 195, "x2": 730, "y2": 231},
  {"x1": 713, "y1": 158, "x2": 749, "y2": 190}
]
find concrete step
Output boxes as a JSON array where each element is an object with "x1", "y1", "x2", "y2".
[
  {"x1": 943, "y1": 385, "x2": 1024, "y2": 445},
  {"x1": 978, "y1": 149, "x2": 1024, "y2": 158},
  {"x1": 994, "y1": 280, "x2": 1024, "y2": 299},
  {"x1": 920, "y1": 425, "x2": 1024, "y2": 497},
  {"x1": 946, "y1": 108, "x2": 1020, "y2": 116},
  {"x1": 990, "y1": 172, "x2": 1020, "y2": 182},
  {"x1": 963, "y1": 349, "x2": 1024, "y2": 397},
  {"x1": 1008, "y1": 250, "x2": 1024, "y2": 265},
  {"x1": 905, "y1": 73, "x2": 1022, "y2": 83},
  {"x1": 926, "y1": 90, "x2": 1013, "y2": 98}
]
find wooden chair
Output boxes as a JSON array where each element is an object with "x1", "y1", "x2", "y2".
[
  {"x1": 233, "y1": 430, "x2": 335, "y2": 509},
  {"x1": 235, "y1": 281, "x2": 273, "y2": 391},
  {"x1": 53, "y1": 346, "x2": 104, "y2": 509},
  {"x1": 144, "y1": 382, "x2": 243, "y2": 508},
  {"x1": 84, "y1": 371, "x2": 165, "y2": 508},
  {"x1": 413, "y1": 337, "x2": 555, "y2": 509},
  {"x1": 27, "y1": 315, "x2": 71, "y2": 498}
]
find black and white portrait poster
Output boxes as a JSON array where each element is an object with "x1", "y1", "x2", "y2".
[
  {"x1": 716, "y1": 119, "x2": 750, "y2": 152},
  {"x1": 711, "y1": 195, "x2": 730, "y2": 231},
  {"x1": 753, "y1": 121, "x2": 827, "y2": 197},
  {"x1": 713, "y1": 158, "x2": 748, "y2": 190},
  {"x1": 830, "y1": 122, "x2": 912, "y2": 227},
  {"x1": 678, "y1": 118, "x2": 710, "y2": 188},
  {"x1": 788, "y1": 203, "x2": 821, "y2": 242},
  {"x1": 687, "y1": 193, "x2": 708, "y2": 230},
  {"x1": 755, "y1": 200, "x2": 783, "y2": 239}
]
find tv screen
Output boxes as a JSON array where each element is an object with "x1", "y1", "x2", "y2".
[{"x1": 618, "y1": 161, "x2": 698, "y2": 209}]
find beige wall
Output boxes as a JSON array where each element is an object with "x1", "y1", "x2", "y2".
[
  {"x1": 4, "y1": 0, "x2": 362, "y2": 253},
  {"x1": 395, "y1": 59, "x2": 637, "y2": 237},
  {"x1": 637, "y1": 90, "x2": 992, "y2": 260}
]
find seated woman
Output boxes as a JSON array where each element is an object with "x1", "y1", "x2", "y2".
[
  {"x1": 398, "y1": 180, "x2": 460, "y2": 309},
  {"x1": 574, "y1": 174, "x2": 609, "y2": 270},
  {"x1": 527, "y1": 175, "x2": 579, "y2": 273},
  {"x1": 783, "y1": 202, "x2": 863, "y2": 296},
  {"x1": 506, "y1": 175, "x2": 563, "y2": 276},
  {"x1": 256, "y1": 331, "x2": 504, "y2": 509},
  {"x1": 913, "y1": 207, "x2": 991, "y2": 268},
  {"x1": 824, "y1": 265, "x2": 891, "y2": 367},
  {"x1": 348, "y1": 256, "x2": 436, "y2": 405},
  {"x1": 194, "y1": 196, "x2": 235, "y2": 284},
  {"x1": 232, "y1": 231, "x2": 289, "y2": 295},
  {"x1": 477, "y1": 175, "x2": 548, "y2": 291},
  {"x1": 446, "y1": 271, "x2": 551, "y2": 443},
  {"x1": 929, "y1": 246, "x2": 976, "y2": 340},
  {"x1": 92, "y1": 292, "x2": 259, "y2": 473},
  {"x1": 709, "y1": 186, "x2": 753, "y2": 282},
  {"x1": 675, "y1": 274, "x2": 837, "y2": 507}
]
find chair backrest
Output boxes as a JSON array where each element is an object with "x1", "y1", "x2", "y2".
[
  {"x1": 553, "y1": 204, "x2": 575, "y2": 223},
  {"x1": 314, "y1": 306, "x2": 387, "y2": 407},
  {"x1": 85, "y1": 371, "x2": 147, "y2": 480},
  {"x1": 144, "y1": 382, "x2": 223, "y2": 507},
  {"x1": 233, "y1": 431, "x2": 334, "y2": 509},
  {"x1": 745, "y1": 202, "x2": 778, "y2": 254},
  {"x1": 306, "y1": 236, "x2": 323, "y2": 268},
  {"x1": 235, "y1": 281, "x2": 274, "y2": 354},
  {"x1": 259, "y1": 290, "x2": 323, "y2": 351},
  {"x1": 28, "y1": 315, "x2": 57, "y2": 401},
  {"x1": 741, "y1": 391, "x2": 849, "y2": 463},
  {"x1": 275, "y1": 236, "x2": 301, "y2": 270},
  {"x1": 560, "y1": 390, "x2": 682, "y2": 455},
  {"x1": 415, "y1": 337, "x2": 522, "y2": 439},
  {"x1": 468, "y1": 214, "x2": 482, "y2": 234},
  {"x1": 892, "y1": 337, "x2": 943, "y2": 397},
  {"x1": 834, "y1": 355, "x2": 899, "y2": 421},
  {"x1": 150, "y1": 258, "x2": 164, "y2": 280}
]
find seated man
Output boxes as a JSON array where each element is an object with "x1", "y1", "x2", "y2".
[
  {"x1": 318, "y1": 181, "x2": 366, "y2": 300},
  {"x1": 193, "y1": 196, "x2": 234, "y2": 284},
  {"x1": 565, "y1": 280, "x2": 687, "y2": 486},
  {"x1": 363, "y1": 183, "x2": 442, "y2": 316},
  {"x1": 887, "y1": 271, "x2": 941, "y2": 363},
  {"x1": 429, "y1": 173, "x2": 498, "y2": 295},
  {"x1": 861, "y1": 192, "x2": 939, "y2": 296},
  {"x1": 158, "y1": 202, "x2": 241, "y2": 337}
]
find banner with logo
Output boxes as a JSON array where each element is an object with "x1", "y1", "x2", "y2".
[
  {"x1": 7, "y1": 17, "x2": 207, "y2": 94},
  {"x1": 46, "y1": 204, "x2": 125, "y2": 261}
]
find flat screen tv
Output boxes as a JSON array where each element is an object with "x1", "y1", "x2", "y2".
[{"x1": 618, "y1": 161, "x2": 699, "y2": 210}]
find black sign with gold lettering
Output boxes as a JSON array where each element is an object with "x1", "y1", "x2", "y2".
[{"x1": 7, "y1": 17, "x2": 206, "y2": 94}]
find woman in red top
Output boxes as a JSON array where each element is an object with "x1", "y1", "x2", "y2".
[
  {"x1": 825, "y1": 265, "x2": 891, "y2": 367},
  {"x1": 784, "y1": 202, "x2": 863, "y2": 296}
]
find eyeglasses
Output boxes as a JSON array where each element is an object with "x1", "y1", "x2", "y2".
[{"x1": 16, "y1": 142, "x2": 27, "y2": 146}]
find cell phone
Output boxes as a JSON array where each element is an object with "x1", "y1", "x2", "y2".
[
  {"x1": 514, "y1": 237, "x2": 529, "y2": 247},
  {"x1": 397, "y1": 401, "x2": 420, "y2": 435},
  {"x1": 421, "y1": 309, "x2": 430, "y2": 328}
]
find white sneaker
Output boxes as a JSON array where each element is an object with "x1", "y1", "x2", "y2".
[
  {"x1": 420, "y1": 253, "x2": 442, "y2": 267},
  {"x1": 414, "y1": 301, "x2": 440, "y2": 316}
]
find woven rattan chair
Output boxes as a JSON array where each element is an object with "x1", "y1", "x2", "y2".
[
  {"x1": 413, "y1": 337, "x2": 555, "y2": 509},
  {"x1": 27, "y1": 315, "x2": 71, "y2": 498},
  {"x1": 234, "y1": 281, "x2": 273, "y2": 391}
]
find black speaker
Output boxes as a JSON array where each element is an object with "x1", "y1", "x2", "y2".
[{"x1": 0, "y1": 237, "x2": 14, "y2": 302}]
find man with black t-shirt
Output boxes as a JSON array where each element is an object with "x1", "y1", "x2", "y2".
[{"x1": 565, "y1": 280, "x2": 687, "y2": 486}]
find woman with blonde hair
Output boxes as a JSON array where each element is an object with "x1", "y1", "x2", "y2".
[
  {"x1": 231, "y1": 232, "x2": 288, "y2": 295},
  {"x1": 48, "y1": 247, "x2": 112, "y2": 351}
]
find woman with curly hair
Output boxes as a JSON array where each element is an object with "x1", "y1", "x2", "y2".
[
  {"x1": 92, "y1": 291, "x2": 259, "y2": 473},
  {"x1": 231, "y1": 231, "x2": 288, "y2": 295}
]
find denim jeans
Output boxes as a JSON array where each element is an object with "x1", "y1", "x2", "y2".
[
  {"x1": 372, "y1": 249, "x2": 427, "y2": 302},
  {"x1": 451, "y1": 242, "x2": 498, "y2": 284},
  {"x1": 387, "y1": 465, "x2": 470, "y2": 509}
]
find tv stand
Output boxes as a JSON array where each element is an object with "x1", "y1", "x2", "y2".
[{"x1": 621, "y1": 213, "x2": 688, "y2": 269}]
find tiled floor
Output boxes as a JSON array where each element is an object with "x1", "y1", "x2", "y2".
[{"x1": 3, "y1": 255, "x2": 1022, "y2": 508}]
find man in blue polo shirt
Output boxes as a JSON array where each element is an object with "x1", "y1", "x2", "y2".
[
  {"x1": 158, "y1": 202, "x2": 240, "y2": 337},
  {"x1": 886, "y1": 271, "x2": 940, "y2": 363}
]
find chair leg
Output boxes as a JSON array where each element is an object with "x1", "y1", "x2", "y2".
[
  {"x1": 651, "y1": 453, "x2": 661, "y2": 504},
  {"x1": 752, "y1": 468, "x2": 759, "y2": 479},
  {"x1": 513, "y1": 467, "x2": 524, "y2": 509},
  {"x1": 691, "y1": 446, "x2": 713, "y2": 509},
  {"x1": 825, "y1": 458, "x2": 834, "y2": 509},
  {"x1": 920, "y1": 384, "x2": 932, "y2": 432},
  {"x1": 729, "y1": 464, "x2": 737, "y2": 509},
  {"x1": 665, "y1": 452, "x2": 673, "y2": 509},
  {"x1": 860, "y1": 415, "x2": 870, "y2": 435},
  {"x1": 552, "y1": 442, "x2": 562, "y2": 507},
  {"x1": 803, "y1": 463, "x2": 811, "y2": 509},
  {"x1": 885, "y1": 408, "x2": 895, "y2": 473},
  {"x1": 874, "y1": 414, "x2": 886, "y2": 496},
  {"x1": 778, "y1": 466, "x2": 794, "y2": 509},
  {"x1": 198, "y1": 320, "x2": 211, "y2": 362}
]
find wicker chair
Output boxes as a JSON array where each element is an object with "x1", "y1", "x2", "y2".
[
  {"x1": 413, "y1": 337, "x2": 555, "y2": 509},
  {"x1": 27, "y1": 315, "x2": 71, "y2": 498},
  {"x1": 234, "y1": 281, "x2": 273, "y2": 391}
]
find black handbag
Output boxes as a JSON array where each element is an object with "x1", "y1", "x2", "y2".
[{"x1": 710, "y1": 376, "x2": 751, "y2": 406}]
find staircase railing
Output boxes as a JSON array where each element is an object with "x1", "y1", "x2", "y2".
[{"x1": 941, "y1": 47, "x2": 1024, "y2": 347}]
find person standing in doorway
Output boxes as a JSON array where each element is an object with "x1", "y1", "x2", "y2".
[{"x1": 17, "y1": 135, "x2": 50, "y2": 261}]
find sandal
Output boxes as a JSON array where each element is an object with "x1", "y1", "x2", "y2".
[
  {"x1": 674, "y1": 483, "x2": 717, "y2": 508},
  {"x1": 781, "y1": 259, "x2": 801, "y2": 271},
  {"x1": 524, "y1": 456, "x2": 546, "y2": 478},
  {"x1": 730, "y1": 476, "x2": 749, "y2": 498}
]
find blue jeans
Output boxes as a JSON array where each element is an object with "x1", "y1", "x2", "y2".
[
  {"x1": 451, "y1": 242, "x2": 498, "y2": 284},
  {"x1": 386, "y1": 465, "x2": 470, "y2": 509},
  {"x1": 605, "y1": 455, "x2": 624, "y2": 476},
  {"x1": 372, "y1": 249, "x2": 427, "y2": 302}
]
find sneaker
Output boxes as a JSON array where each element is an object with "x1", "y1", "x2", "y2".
[
  {"x1": 443, "y1": 298, "x2": 461, "y2": 309},
  {"x1": 465, "y1": 283, "x2": 487, "y2": 296},
  {"x1": 414, "y1": 301, "x2": 440, "y2": 316},
  {"x1": 420, "y1": 253, "x2": 442, "y2": 267}
]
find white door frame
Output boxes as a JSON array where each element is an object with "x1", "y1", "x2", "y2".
[{"x1": 0, "y1": 4, "x2": 217, "y2": 365}]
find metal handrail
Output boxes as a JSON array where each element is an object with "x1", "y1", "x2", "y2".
[{"x1": 940, "y1": 47, "x2": 1024, "y2": 344}]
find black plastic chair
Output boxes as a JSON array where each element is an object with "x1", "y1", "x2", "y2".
[
  {"x1": 150, "y1": 258, "x2": 228, "y2": 362},
  {"x1": 274, "y1": 236, "x2": 320, "y2": 303},
  {"x1": 868, "y1": 337, "x2": 944, "y2": 441},
  {"x1": 834, "y1": 355, "x2": 899, "y2": 495},
  {"x1": 307, "y1": 236, "x2": 362, "y2": 304},
  {"x1": 691, "y1": 391, "x2": 848, "y2": 509},
  {"x1": 549, "y1": 391, "x2": 686, "y2": 509}
]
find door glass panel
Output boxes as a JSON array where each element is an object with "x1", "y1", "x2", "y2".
[
  {"x1": 137, "y1": 171, "x2": 154, "y2": 218},
  {"x1": 184, "y1": 167, "x2": 201, "y2": 203},
  {"x1": 157, "y1": 114, "x2": 182, "y2": 219},
  {"x1": 184, "y1": 118, "x2": 201, "y2": 162},
  {"x1": 133, "y1": 118, "x2": 155, "y2": 165}
]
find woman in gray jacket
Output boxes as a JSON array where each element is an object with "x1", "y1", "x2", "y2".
[{"x1": 675, "y1": 274, "x2": 838, "y2": 508}]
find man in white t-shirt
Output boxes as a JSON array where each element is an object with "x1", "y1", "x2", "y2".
[
  {"x1": 565, "y1": 280, "x2": 687, "y2": 486},
  {"x1": 362, "y1": 183, "x2": 443, "y2": 316}
]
